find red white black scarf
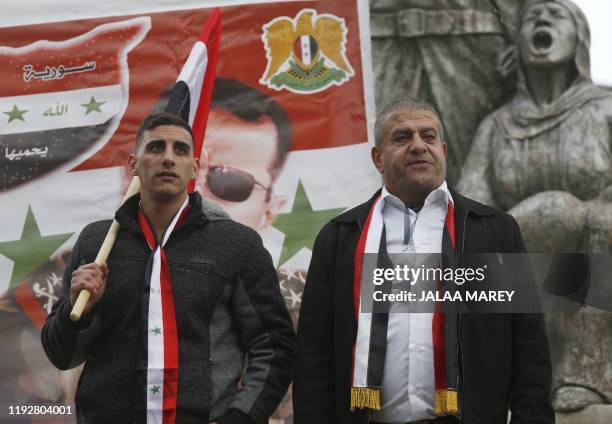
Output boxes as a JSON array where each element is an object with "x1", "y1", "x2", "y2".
[
  {"x1": 351, "y1": 195, "x2": 459, "y2": 415},
  {"x1": 138, "y1": 198, "x2": 191, "y2": 424}
]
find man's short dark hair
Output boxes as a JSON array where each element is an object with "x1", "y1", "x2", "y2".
[
  {"x1": 374, "y1": 98, "x2": 445, "y2": 148},
  {"x1": 136, "y1": 112, "x2": 195, "y2": 152},
  {"x1": 211, "y1": 78, "x2": 293, "y2": 177}
]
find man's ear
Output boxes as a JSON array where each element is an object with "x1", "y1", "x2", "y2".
[
  {"x1": 371, "y1": 146, "x2": 384, "y2": 174},
  {"x1": 258, "y1": 194, "x2": 288, "y2": 231},
  {"x1": 442, "y1": 142, "x2": 448, "y2": 156},
  {"x1": 127, "y1": 154, "x2": 138, "y2": 176},
  {"x1": 194, "y1": 149, "x2": 209, "y2": 192},
  {"x1": 192, "y1": 157, "x2": 200, "y2": 180}
]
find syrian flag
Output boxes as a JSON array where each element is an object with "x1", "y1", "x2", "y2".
[
  {"x1": 0, "y1": 18, "x2": 150, "y2": 192},
  {"x1": 143, "y1": 9, "x2": 221, "y2": 424},
  {"x1": 164, "y1": 7, "x2": 221, "y2": 192}
]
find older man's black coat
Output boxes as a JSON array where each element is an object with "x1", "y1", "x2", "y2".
[{"x1": 294, "y1": 189, "x2": 554, "y2": 424}]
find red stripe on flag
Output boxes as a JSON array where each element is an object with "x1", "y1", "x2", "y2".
[
  {"x1": 189, "y1": 8, "x2": 221, "y2": 192},
  {"x1": 14, "y1": 282, "x2": 47, "y2": 331},
  {"x1": 191, "y1": 8, "x2": 221, "y2": 159},
  {"x1": 160, "y1": 250, "x2": 179, "y2": 424},
  {"x1": 433, "y1": 203, "x2": 455, "y2": 391},
  {"x1": 445, "y1": 202, "x2": 455, "y2": 249},
  {"x1": 159, "y1": 206, "x2": 189, "y2": 423},
  {"x1": 353, "y1": 196, "x2": 379, "y2": 322},
  {"x1": 0, "y1": 20, "x2": 146, "y2": 97},
  {"x1": 432, "y1": 292, "x2": 447, "y2": 391},
  {"x1": 138, "y1": 208, "x2": 156, "y2": 249}
]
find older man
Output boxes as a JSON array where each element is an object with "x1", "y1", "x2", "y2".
[{"x1": 294, "y1": 98, "x2": 554, "y2": 423}]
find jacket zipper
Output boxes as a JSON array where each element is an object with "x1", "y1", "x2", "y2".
[{"x1": 459, "y1": 210, "x2": 469, "y2": 424}]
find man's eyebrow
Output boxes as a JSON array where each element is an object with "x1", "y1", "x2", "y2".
[
  {"x1": 173, "y1": 139, "x2": 193, "y2": 149},
  {"x1": 173, "y1": 139, "x2": 192, "y2": 145},
  {"x1": 419, "y1": 126, "x2": 438, "y2": 133},
  {"x1": 144, "y1": 138, "x2": 165, "y2": 145},
  {"x1": 391, "y1": 128, "x2": 414, "y2": 137},
  {"x1": 145, "y1": 138, "x2": 192, "y2": 145}
]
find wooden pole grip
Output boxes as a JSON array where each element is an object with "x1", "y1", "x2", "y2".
[{"x1": 69, "y1": 177, "x2": 141, "y2": 321}]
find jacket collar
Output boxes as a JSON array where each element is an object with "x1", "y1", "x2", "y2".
[
  {"x1": 449, "y1": 187, "x2": 495, "y2": 218},
  {"x1": 333, "y1": 189, "x2": 382, "y2": 230},
  {"x1": 115, "y1": 191, "x2": 230, "y2": 233},
  {"x1": 333, "y1": 185, "x2": 495, "y2": 230},
  {"x1": 449, "y1": 187, "x2": 494, "y2": 253}
]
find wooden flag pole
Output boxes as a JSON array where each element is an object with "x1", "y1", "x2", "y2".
[{"x1": 70, "y1": 176, "x2": 141, "y2": 321}]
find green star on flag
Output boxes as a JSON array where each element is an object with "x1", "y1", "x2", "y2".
[
  {"x1": 151, "y1": 385, "x2": 160, "y2": 394},
  {"x1": 152, "y1": 326, "x2": 162, "y2": 335},
  {"x1": 81, "y1": 96, "x2": 106, "y2": 115},
  {"x1": 0, "y1": 207, "x2": 73, "y2": 290},
  {"x1": 273, "y1": 180, "x2": 344, "y2": 264},
  {"x1": 3, "y1": 104, "x2": 28, "y2": 123}
]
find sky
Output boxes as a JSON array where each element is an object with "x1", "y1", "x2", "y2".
[{"x1": 573, "y1": 0, "x2": 612, "y2": 86}]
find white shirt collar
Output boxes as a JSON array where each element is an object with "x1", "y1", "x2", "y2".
[{"x1": 381, "y1": 181, "x2": 453, "y2": 209}]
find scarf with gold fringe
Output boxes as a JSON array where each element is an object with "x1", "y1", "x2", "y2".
[{"x1": 350, "y1": 195, "x2": 459, "y2": 415}]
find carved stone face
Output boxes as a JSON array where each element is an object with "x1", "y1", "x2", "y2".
[{"x1": 519, "y1": 1, "x2": 578, "y2": 68}]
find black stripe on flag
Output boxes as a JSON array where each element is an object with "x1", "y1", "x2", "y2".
[
  {"x1": 164, "y1": 81, "x2": 191, "y2": 124},
  {"x1": 367, "y1": 225, "x2": 392, "y2": 388},
  {"x1": 0, "y1": 120, "x2": 112, "y2": 192}
]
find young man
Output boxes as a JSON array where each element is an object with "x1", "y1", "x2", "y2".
[
  {"x1": 42, "y1": 113, "x2": 296, "y2": 423},
  {"x1": 294, "y1": 99, "x2": 553, "y2": 424}
]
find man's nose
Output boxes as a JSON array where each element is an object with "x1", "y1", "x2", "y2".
[
  {"x1": 162, "y1": 145, "x2": 176, "y2": 165},
  {"x1": 408, "y1": 135, "x2": 427, "y2": 153}
]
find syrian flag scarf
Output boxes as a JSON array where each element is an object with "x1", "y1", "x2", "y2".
[
  {"x1": 138, "y1": 197, "x2": 191, "y2": 423},
  {"x1": 130, "y1": 10, "x2": 219, "y2": 422},
  {"x1": 351, "y1": 195, "x2": 459, "y2": 415}
]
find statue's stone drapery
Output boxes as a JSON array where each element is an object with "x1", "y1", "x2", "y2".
[
  {"x1": 370, "y1": 0, "x2": 525, "y2": 183},
  {"x1": 458, "y1": 0, "x2": 612, "y2": 236},
  {"x1": 454, "y1": 0, "x2": 612, "y2": 418}
]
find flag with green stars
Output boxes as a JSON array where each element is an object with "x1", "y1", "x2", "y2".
[
  {"x1": 0, "y1": 3, "x2": 378, "y2": 422},
  {"x1": 0, "y1": 18, "x2": 150, "y2": 192}
]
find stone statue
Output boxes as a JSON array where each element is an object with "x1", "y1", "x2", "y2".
[
  {"x1": 458, "y1": 0, "x2": 612, "y2": 253},
  {"x1": 458, "y1": 0, "x2": 612, "y2": 418},
  {"x1": 370, "y1": 0, "x2": 525, "y2": 183}
]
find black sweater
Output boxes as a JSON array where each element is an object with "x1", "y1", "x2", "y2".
[{"x1": 42, "y1": 192, "x2": 296, "y2": 424}]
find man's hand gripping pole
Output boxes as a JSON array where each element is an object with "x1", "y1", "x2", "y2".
[{"x1": 69, "y1": 176, "x2": 141, "y2": 321}]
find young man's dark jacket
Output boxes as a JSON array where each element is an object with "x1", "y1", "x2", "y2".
[
  {"x1": 42, "y1": 192, "x2": 296, "y2": 424},
  {"x1": 294, "y1": 188, "x2": 554, "y2": 424}
]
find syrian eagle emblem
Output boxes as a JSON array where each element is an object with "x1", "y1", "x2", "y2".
[{"x1": 259, "y1": 9, "x2": 355, "y2": 93}]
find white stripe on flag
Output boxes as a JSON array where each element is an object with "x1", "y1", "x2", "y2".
[
  {"x1": 300, "y1": 35, "x2": 311, "y2": 65},
  {"x1": 0, "y1": 85, "x2": 122, "y2": 135},
  {"x1": 353, "y1": 196, "x2": 384, "y2": 388},
  {"x1": 147, "y1": 248, "x2": 165, "y2": 424},
  {"x1": 176, "y1": 41, "x2": 208, "y2": 126}
]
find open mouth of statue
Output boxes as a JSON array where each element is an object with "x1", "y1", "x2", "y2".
[{"x1": 532, "y1": 29, "x2": 553, "y2": 52}]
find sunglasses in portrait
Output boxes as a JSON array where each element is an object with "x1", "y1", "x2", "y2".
[{"x1": 206, "y1": 165, "x2": 272, "y2": 203}]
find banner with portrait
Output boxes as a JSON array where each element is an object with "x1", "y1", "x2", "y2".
[{"x1": 0, "y1": 1, "x2": 377, "y2": 422}]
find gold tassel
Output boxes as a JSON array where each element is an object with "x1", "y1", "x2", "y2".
[
  {"x1": 350, "y1": 387, "x2": 381, "y2": 411},
  {"x1": 435, "y1": 389, "x2": 458, "y2": 414}
]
